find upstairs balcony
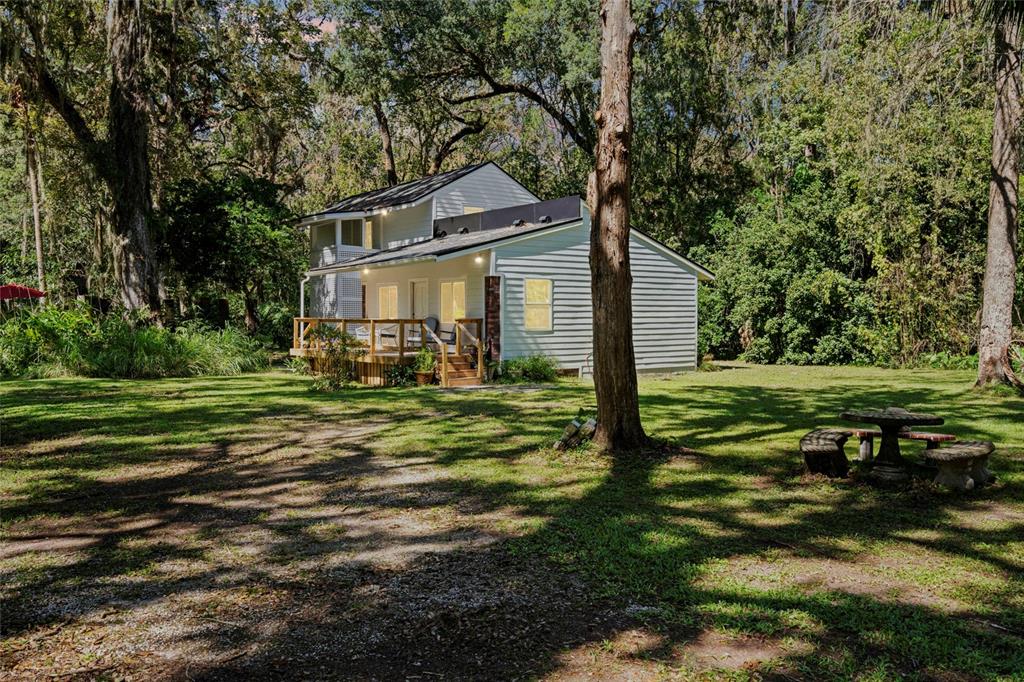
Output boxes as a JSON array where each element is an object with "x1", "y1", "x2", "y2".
[{"x1": 310, "y1": 244, "x2": 377, "y2": 269}]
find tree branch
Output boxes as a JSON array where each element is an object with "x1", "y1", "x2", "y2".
[
  {"x1": 429, "y1": 116, "x2": 486, "y2": 174},
  {"x1": 445, "y1": 36, "x2": 595, "y2": 154},
  {"x1": 5, "y1": 17, "x2": 110, "y2": 181}
]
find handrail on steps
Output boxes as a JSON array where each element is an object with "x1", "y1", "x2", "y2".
[
  {"x1": 424, "y1": 326, "x2": 449, "y2": 388},
  {"x1": 455, "y1": 319, "x2": 485, "y2": 383}
]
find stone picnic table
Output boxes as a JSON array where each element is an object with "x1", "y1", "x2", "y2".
[{"x1": 839, "y1": 407, "x2": 944, "y2": 482}]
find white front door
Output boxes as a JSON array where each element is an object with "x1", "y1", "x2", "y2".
[{"x1": 410, "y1": 279, "x2": 428, "y2": 318}]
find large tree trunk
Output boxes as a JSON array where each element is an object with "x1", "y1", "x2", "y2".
[
  {"x1": 243, "y1": 293, "x2": 259, "y2": 333},
  {"x1": 10, "y1": 4, "x2": 157, "y2": 312},
  {"x1": 107, "y1": 0, "x2": 158, "y2": 312},
  {"x1": 978, "y1": 14, "x2": 1022, "y2": 388},
  {"x1": 24, "y1": 123, "x2": 46, "y2": 295},
  {"x1": 372, "y1": 99, "x2": 399, "y2": 186},
  {"x1": 588, "y1": 0, "x2": 647, "y2": 453}
]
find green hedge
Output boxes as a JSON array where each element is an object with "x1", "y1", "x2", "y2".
[
  {"x1": 495, "y1": 355, "x2": 559, "y2": 383},
  {"x1": 0, "y1": 305, "x2": 269, "y2": 379}
]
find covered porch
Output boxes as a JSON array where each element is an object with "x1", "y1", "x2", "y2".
[{"x1": 290, "y1": 317, "x2": 485, "y2": 387}]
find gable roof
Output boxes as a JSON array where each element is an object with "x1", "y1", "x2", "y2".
[{"x1": 307, "y1": 161, "x2": 528, "y2": 220}]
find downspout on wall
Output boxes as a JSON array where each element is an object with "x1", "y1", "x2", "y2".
[{"x1": 299, "y1": 274, "x2": 310, "y2": 317}]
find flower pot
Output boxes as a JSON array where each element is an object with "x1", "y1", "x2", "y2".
[{"x1": 415, "y1": 370, "x2": 433, "y2": 386}]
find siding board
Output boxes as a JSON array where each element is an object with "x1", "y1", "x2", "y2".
[
  {"x1": 382, "y1": 201, "x2": 433, "y2": 248},
  {"x1": 433, "y1": 164, "x2": 539, "y2": 219},
  {"x1": 495, "y1": 221, "x2": 699, "y2": 371}
]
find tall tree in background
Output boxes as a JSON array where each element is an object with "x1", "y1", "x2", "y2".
[
  {"x1": 3, "y1": 1, "x2": 158, "y2": 311},
  {"x1": 978, "y1": 1, "x2": 1023, "y2": 388},
  {"x1": 589, "y1": 0, "x2": 647, "y2": 452},
  {"x1": 106, "y1": 0, "x2": 156, "y2": 311},
  {"x1": 23, "y1": 103, "x2": 45, "y2": 293}
]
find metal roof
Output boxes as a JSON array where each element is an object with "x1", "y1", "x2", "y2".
[{"x1": 307, "y1": 162, "x2": 491, "y2": 217}]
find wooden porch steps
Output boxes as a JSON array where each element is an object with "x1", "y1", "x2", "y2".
[{"x1": 439, "y1": 353, "x2": 482, "y2": 387}]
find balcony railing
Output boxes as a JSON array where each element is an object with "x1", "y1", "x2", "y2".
[{"x1": 310, "y1": 244, "x2": 376, "y2": 269}]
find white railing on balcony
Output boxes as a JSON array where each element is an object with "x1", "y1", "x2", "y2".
[{"x1": 311, "y1": 244, "x2": 376, "y2": 269}]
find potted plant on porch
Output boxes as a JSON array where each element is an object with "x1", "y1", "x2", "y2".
[{"x1": 413, "y1": 346, "x2": 436, "y2": 385}]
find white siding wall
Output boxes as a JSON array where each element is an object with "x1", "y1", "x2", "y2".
[
  {"x1": 433, "y1": 164, "x2": 539, "y2": 219},
  {"x1": 382, "y1": 201, "x2": 433, "y2": 248},
  {"x1": 494, "y1": 221, "x2": 699, "y2": 372},
  {"x1": 361, "y1": 253, "x2": 488, "y2": 321},
  {"x1": 309, "y1": 272, "x2": 362, "y2": 318}
]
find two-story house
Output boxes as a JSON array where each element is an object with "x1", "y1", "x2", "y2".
[{"x1": 293, "y1": 162, "x2": 713, "y2": 386}]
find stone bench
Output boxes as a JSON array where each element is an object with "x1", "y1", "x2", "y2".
[
  {"x1": 927, "y1": 441, "x2": 995, "y2": 491},
  {"x1": 800, "y1": 429, "x2": 852, "y2": 478},
  {"x1": 850, "y1": 429, "x2": 956, "y2": 462}
]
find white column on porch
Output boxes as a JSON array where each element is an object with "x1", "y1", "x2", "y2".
[
  {"x1": 334, "y1": 218, "x2": 342, "y2": 265},
  {"x1": 334, "y1": 219, "x2": 344, "y2": 318}
]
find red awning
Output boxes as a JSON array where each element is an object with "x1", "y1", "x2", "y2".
[{"x1": 0, "y1": 283, "x2": 46, "y2": 300}]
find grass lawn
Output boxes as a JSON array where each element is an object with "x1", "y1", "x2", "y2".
[{"x1": 2, "y1": 364, "x2": 1022, "y2": 680}]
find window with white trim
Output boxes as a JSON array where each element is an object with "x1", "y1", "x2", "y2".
[
  {"x1": 378, "y1": 285, "x2": 398, "y2": 319},
  {"x1": 524, "y1": 278, "x2": 552, "y2": 331},
  {"x1": 440, "y1": 280, "x2": 466, "y2": 323}
]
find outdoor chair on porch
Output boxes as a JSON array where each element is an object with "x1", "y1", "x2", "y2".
[
  {"x1": 437, "y1": 321, "x2": 456, "y2": 346},
  {"x1": 377, "y1": 321, "x2": 401, "y2": 348},
  {"x1": 403, "y1": 316, "x2": 439, "y2": 347}
]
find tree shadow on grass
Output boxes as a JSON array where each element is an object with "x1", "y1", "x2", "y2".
[{"x1": 2, "y1": 373, "x2": 1022, "y2": 679}]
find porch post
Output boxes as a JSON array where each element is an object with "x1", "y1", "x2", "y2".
[
  {"x1": 485, "y1": 275, "x2": 502, "y2": 361},
  {"x1": 299, "y1": 275, "x2": 310, "y2": 317},
  {"x1": 334, "y1": 219, "x2": 342, "y2": 265}
]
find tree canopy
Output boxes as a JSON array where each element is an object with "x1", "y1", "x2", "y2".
[{"x1": 0, "y1": 0, "x2": 1019, "y2": 365}]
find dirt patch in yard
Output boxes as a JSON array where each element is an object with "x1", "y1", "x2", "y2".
[{"x1": 1, "y1": 412, "x2": 640, "y2": 681}]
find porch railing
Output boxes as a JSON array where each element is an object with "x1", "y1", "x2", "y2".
[
  {"x1": 310, "y1": 244, "x2": 377, "y2": 268},
  {"x1": 292, "y1": 318, "x2": 485, "y2": 383},
  {"x1": 293, "y1": 317, "x2": 434, "y2": 358}
]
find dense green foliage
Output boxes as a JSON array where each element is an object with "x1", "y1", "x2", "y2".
[
  {"x1": 307, "y1": 325, "x2": 365, "y2": 390},
  {"x1": 1, "y1": 1, "x2": 1020, "y2": 364},
  {"x1": 497, "y1": 355, "x2": 560, "y2": 383},
  {"x1": 159, "y1": 174, "x2": 304, "y2": 334},
  {"x1": 413, "y1": 346, "x2": 436, "y2": 374},
  {"x1": 692, "y1": 7, "x2": 995, "y2": 366},
  {"x1": 0, "y1": 305, "x2": 268, "y2": 379}
]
